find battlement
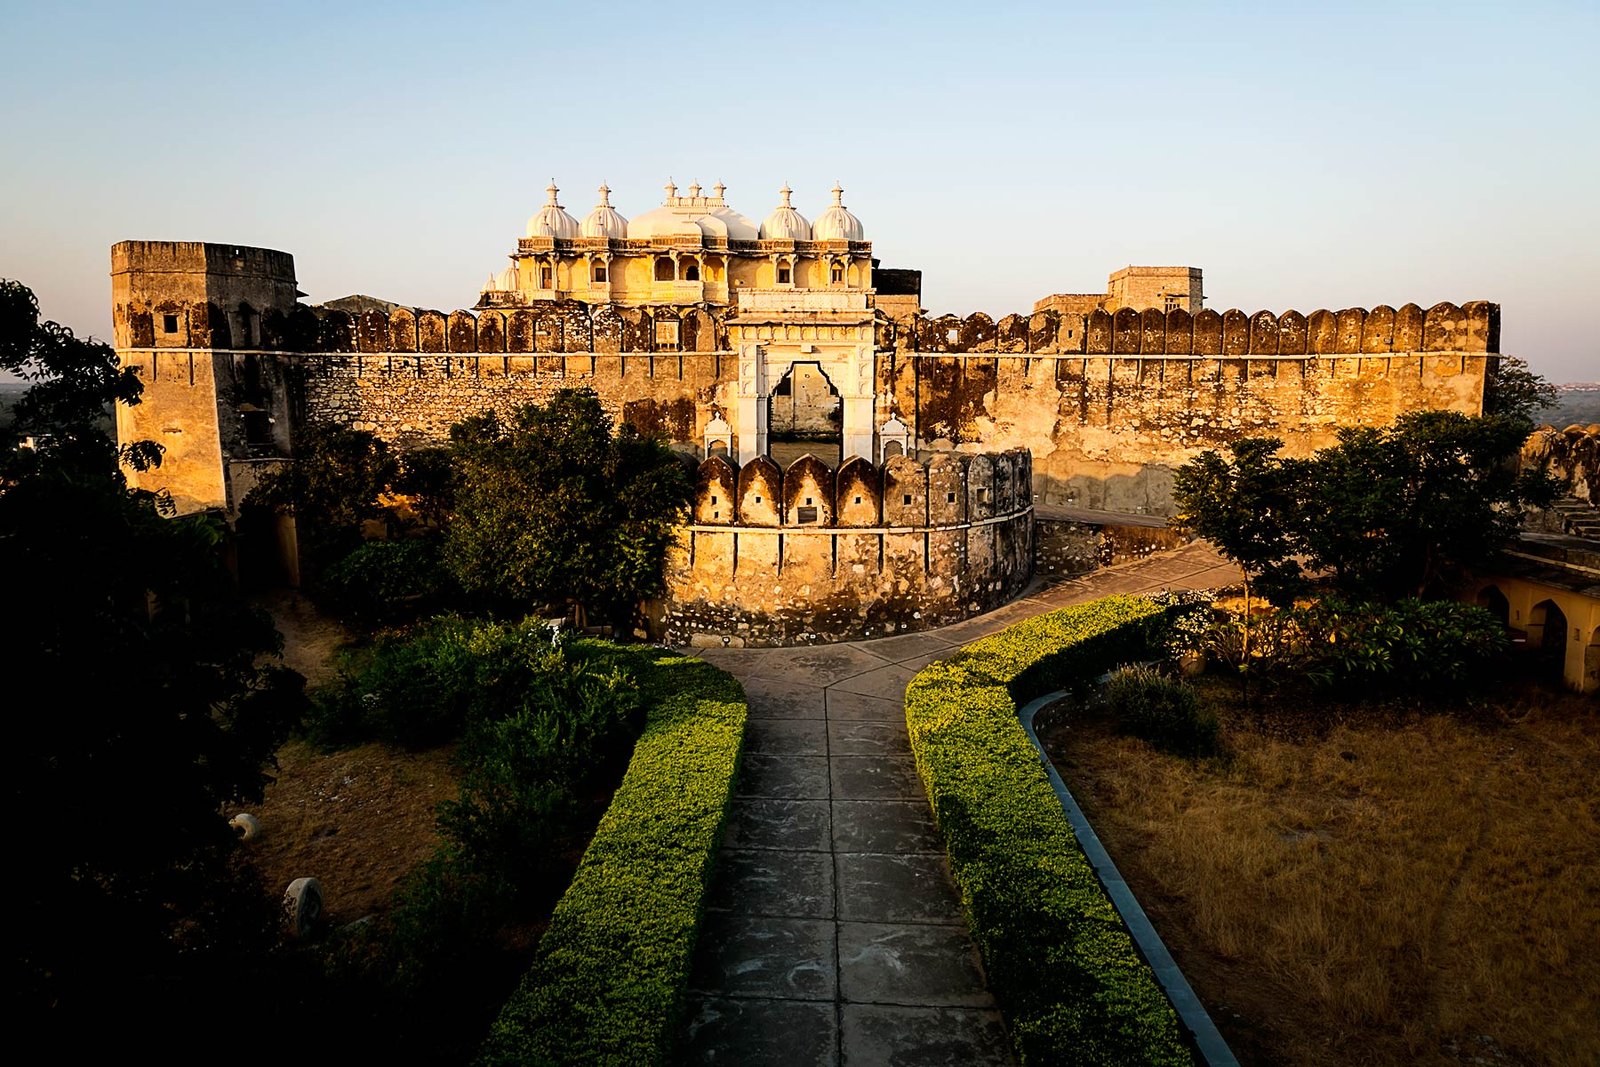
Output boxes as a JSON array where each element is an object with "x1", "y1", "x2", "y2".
[
  {"x1": 110, "y1": 241, "x2": 296, "y2": 283},
  {"x1": 892, "y1": 302, "x2": 1499, "y2": 356},
  {"x1": 666, "y1": 449, "x2": 1036, "y2": 646},
  {"x1": 690, "y1": 449, "x2": 1032, "y2": 531}
]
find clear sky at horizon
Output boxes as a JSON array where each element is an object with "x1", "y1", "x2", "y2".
[{"x1": 1, "y1": 0, "x2": 1595, "y2": 380}]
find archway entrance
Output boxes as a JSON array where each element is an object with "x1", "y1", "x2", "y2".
[
  {"x1": 767, "y1": 361, "x2": 841, "y2": 468},
  {"x1": 1476, "y1": 585, "x2": 1511, "y2": 628},
  {"x1": 1530, "y1": 599, "x2": 1569, "y2": 685}
]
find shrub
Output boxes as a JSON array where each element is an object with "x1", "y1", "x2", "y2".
[
  {"x1": 309, "y1": 616, "x2": 616, "y2": 750},
  {"x1": 1104, "y1": 665, "x2": 1218, "y2": 757},
  {"x1": 1289, "y1": 597, "x2": 1508, "y2": 697},
  {"x1": 905, "y1": 594, "x2": 1196, "y2": 1066},
  {"x1": 478, "y1": 648, "x2": 746, "y2": 1066},
  {"x1": 320, "y1": 537, "x2": 455, "y2": 621},
  {"x1": 360, "y1": 635, "x2": 648, "y2": 1002}
]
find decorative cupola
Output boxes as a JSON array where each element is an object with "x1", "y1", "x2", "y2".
[
  {"x1": 811, "y1": 183, "x2": 865, "y2": 241},
  {"x1": 580, "y1": 183, "x2": 628, "y2": 239},
  {"x1": 760, "y1": 184, "x2": 811, "y2": 241},
  {"x1": 525, "y1": 181, "x2": 581, "y2": 239}
]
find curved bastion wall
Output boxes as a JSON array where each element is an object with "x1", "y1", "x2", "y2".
[{"x1": 660, "y1": 449, "x2": 1035, "y2": 647}]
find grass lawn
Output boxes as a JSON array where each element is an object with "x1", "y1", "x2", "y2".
[{"x1": 1039, "y1": 677, "x2": 1599, "y2": 1067}]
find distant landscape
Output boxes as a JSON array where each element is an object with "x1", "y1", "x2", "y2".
[{"x1": 1540, "y1": 383, "x2": 1600, "y2": 427}]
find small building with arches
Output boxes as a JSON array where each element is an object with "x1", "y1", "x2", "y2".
[{"x1": 1468, "y1": 534, "x2": 1600, "y2": 694}]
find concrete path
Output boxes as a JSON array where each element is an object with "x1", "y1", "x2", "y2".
[{"x1": 679, "y1": 541, "x2": 1241, "y2": 1065}]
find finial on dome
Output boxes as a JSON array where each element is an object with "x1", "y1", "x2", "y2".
[
  {"x1": 779, "y1": 184, "x2": 793, "y2": 207},
  {"x1": 597, "y1": 183, "x2": 611, "y2": 206},
  {"x1": 831, "y1": 183, "x2": 844, "y2": 206},
  {"x1": 546, "y1": 181, "x2": 561, "y2": 205}
]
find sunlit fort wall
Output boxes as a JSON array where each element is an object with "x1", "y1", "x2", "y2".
[{"x1": 111, "y1": 222, "x2": 1497, "y2": 642}]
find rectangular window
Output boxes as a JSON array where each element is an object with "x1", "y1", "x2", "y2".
[
  {"x1": 797, "y1": 506, "x2": 818, "y2": 524},
  {"x1": 162, "y1": 314, "x2": 179, "y2": 334},
  {"x1": 655, "y1": 320, "x2": 679, "y2": 348},
  {"x1": 947, "y1": 492, "x2": 957, "y2": 503},
  {"x1": 902, "y1": 494, "x2": 912, "y2": 505}
]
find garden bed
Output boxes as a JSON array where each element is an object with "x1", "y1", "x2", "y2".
[{"x1": 1038, "y1": 678, "x2": 1600, "y2": 1066}]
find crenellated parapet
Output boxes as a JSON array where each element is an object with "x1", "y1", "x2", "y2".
[
  {"x1": 118, "y1": 299, "x2": 736, "y2": 355},
  {"x1": 880, "y1": 301, "x2": 1499, "y2": 355},
  {"x1": 687, "y1": 449, "x2": 1033, "y2": 531}
]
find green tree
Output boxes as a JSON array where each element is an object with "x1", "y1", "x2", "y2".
[
  {"x1": 1483, "y1": 354, "x2": 1559, "y2": 423},
  {"x1": 2, "y1": 280, "x2": 305, "y2": 1038},
  {"x1": 1297, "y1": 410, "x2": 1559, "y2": 599},
  {"x1": 246, "y1": 422, "x2": 398, "y2": 567},
  {"x1": 444, "y1": 389, "x2": 692, "y2": 628},
  {"x1": 1173, "y1": 437, "x2": 1305, "y2": 700}
]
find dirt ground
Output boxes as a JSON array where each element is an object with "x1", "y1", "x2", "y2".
[
  {"x1": 1039, "y1": 682, "x2": 1600, "y2": 1067},
  {"x1": 244, "y1": 591, "x2": 458, "y2": 924}
]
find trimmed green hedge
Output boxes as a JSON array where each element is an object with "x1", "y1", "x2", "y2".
[
  {"x1": 905, "y1": 594, "x2": 1197, "y2": 1066},
  {"x1": 477, "y1": 647, "x2": 746, "y2": 1066}
]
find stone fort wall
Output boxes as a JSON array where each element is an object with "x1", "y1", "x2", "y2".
[
  {"x1": 660, "y1": 450, "x2": 1034, "y2": 646},
  {"x1": 112, "y1": 238, "x2": 1498, "y2": 524}
]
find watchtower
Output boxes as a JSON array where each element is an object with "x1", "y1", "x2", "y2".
[{"x1": 111, "y1": 241, "x2": 300, "y2": 515}]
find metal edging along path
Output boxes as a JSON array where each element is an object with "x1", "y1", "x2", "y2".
[{"x1": 1016, "y1": 690, "x2": 1239, "y2": 1067}]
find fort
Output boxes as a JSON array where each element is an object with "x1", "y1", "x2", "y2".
[{"x1": 110, "y1": 180, "x2": 1501, "y2": 645}]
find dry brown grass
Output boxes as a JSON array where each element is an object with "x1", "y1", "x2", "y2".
[{"x1": 1041, "y1": 683, "x2": 1600, "y2": 1067}]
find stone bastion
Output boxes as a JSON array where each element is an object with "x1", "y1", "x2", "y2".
[{"x1": 660, "y1": 449, "x2": 1034, "y2": 647}]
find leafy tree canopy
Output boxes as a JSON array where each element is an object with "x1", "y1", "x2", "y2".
[
  {"x1": 1483, "y1": 354, "x2": 1559, "y2": 424},
  {"x1": 443, "y1": 389, "x2": 692, "y2": 626},
  {"x1": 2, "y1": 279, "x2": 305, "y2": 1028},
  {"x1": 1175, "y1": 409, "x2": 1560, "y2": 603},
  {"x1": 246, "y1": 422, "x2": 398, "y2": 564}
]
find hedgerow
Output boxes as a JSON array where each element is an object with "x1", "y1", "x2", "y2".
[
  {"x1": 905, "y1": 594, "x2": 1197, "y2": 1066},
  {"x1": 477, "y1": 646, "x2": 746, "y2": 1066}
]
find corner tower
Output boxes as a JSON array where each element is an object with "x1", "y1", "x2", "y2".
[{"x1": 111, "y1": 241, "x2": 300, "y2": 514}]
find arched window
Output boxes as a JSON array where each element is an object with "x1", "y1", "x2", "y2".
[
  {"x1": 776, "y1": 262, "x2": 792, "y2": 285},
  {"x1": 655, "y1": 257, "x2": 674, "y2": 282},
  {"x1": 830, "y1": 261, "x2": 844, "y2": 284},
  {"x1": 681, "y1": 260, "x2": 701, "y2": 282},
  {"x1": 540, "y1": 266, "x2": 553, "y2": 289}
]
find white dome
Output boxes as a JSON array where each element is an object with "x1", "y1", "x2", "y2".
[
  {"x1": 493, "y1": 266, "x2": 518, "y2": 291},
  {"x1": 627, "y1": 206, "x2": 706, "y2": 240},
  {"x1": 760, "y1": 185, "x2": 811, "y2": 240},
  {"x1": 525, "y1": 182, "x2": 580, "y2": 239},
  {"x1": 580, "y1": 183, "x2": 628, "y2": 239},
  {"x1": 812, "y1": 183, "x2": 864, "y2": 241},
  {"x1": 627, "y1": 178, "x2": 760, "y2": 241}
]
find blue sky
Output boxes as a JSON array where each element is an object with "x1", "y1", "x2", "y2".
[{"x1": 1, "y1": 0, "x2": 1595, "y2": 380}]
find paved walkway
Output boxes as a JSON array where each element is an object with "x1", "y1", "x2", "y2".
[{"x1": 679, "y1": 541, "x2": 1241, "y2": 1065}]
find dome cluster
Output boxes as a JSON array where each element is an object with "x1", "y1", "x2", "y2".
[{"x1": 523, "y1": 181, "x2": 865, "y2": 242}]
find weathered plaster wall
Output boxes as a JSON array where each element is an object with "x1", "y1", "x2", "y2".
[
  {"x1": 886, "y1": 301, "x2": 1496, "y2": 515},
  {"x1": 661, "y1": 450, "x2": 1034, "y2": 646},
  {"x1": 299, "y1": 350, "x2": 727, "y2": 451}
]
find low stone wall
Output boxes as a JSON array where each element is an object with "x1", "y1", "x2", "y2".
[
  {"x1": 659, "y1": 448, "x2": 1032, "y2": 646},
  {"x1": 1035, "y1": 518, "x2": 1189, "y2": 579},
  {"x1": 660, "y1": 511, "x2": 1034, "y2": 646}
]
